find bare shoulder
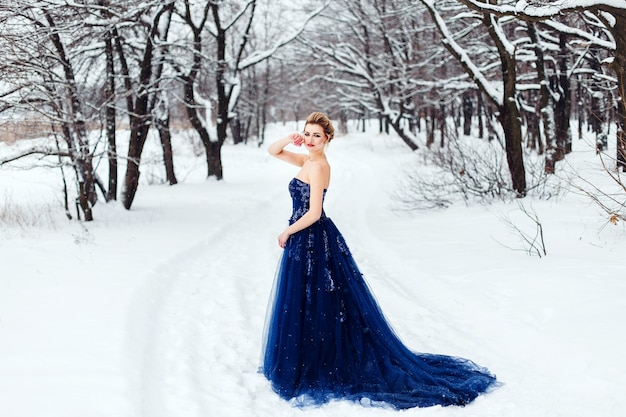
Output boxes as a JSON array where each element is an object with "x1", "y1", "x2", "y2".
[
  {"x1": 306, "y1": 159, "x2": 330, "y2": 174},
  {"x1": 305, "y1": 160, "x2": 331, "y2": 188}
]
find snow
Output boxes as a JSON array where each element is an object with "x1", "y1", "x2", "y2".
[
  {"x1": 464, "y1": 0, "x2": 626, "y2": 16},
  {"x1": 516, "y1": 0, "x2": 626, "y2": 15},
  {"x1": 459, "y1": 1, "x2": 618, "y2": 51},
  {"x1": 1, "y1": 122, "x2": 625, "y2": 417},
  {"x1": 423, "y1": 0, "x2": 503, "y2": 106}
]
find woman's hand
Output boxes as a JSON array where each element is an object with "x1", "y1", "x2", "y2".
[
  {"x1": 289, "y1": 132, "x2": 304, "y2": 147},
  {"x1": 278, "y1": 230, "x2": 291, "y2": 248},
  {"x1": 267, "y1": 133, "x2": 307, "y2": 167}
]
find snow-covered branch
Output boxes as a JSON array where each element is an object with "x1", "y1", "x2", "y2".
[
  {"x1": 515, "y1": 0, "x2": 625, "y2": 16},
  {"x1": 238, "y1": 1, "x2": 329, "y2": 70},
  {"x1": 540, "y1": 19, "x2": 615, "y2": 50},
  {"x1": 457, "y1": 0, "x2": 616, "y2": 51},
  {"x1": 459, "y1": 0, "x2": 624, "y2": 16},
  {"x1": 420, "y1": 0, "x2": 502, "y2": 106}
]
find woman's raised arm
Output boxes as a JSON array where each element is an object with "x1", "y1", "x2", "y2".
[{"x1": 268, "y1": 133, "x2": 307, "y2": 167}]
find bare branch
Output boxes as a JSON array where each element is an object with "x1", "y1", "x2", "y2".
[
  {"x1": 0, "y1": 147, "x2": 70, "y2": 166},
  {"x1": 498, "y1": 201, "x2": 547, "y2": 257},
  {"x1": 238, "y1": 1, "x2": 330, "y2": 70}
]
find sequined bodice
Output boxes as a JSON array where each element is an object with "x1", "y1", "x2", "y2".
[{"x1": 289, "y1": 177, "x2": 327, "y2": 224}]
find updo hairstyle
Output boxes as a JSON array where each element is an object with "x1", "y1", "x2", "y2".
[{"x1": 305, "y1": 111, "x2": 335, "y2": 143}]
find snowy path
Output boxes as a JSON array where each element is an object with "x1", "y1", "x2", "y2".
[
  {"x1": 126, "y1": 177, "x2": 284, "y2": 417},
  {"x1": 124, "y1": 135, "x2": 450, "y2": 417},
  {"x1": 4, "y1": 127, "x2": 625, "y2": 417}
]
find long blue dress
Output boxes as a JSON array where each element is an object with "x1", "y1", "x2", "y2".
[{"x1": 261, "y1": 177, "x2": 497, "y2": 409}]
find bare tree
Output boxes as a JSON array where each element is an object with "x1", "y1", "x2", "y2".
[
  {"x1": 115, "y1": 2, "x2": 175, "y2": 209},
  {"x1": 173, "y1": 0, "x2": 328, "y2": 180},
  {"x1": 456, "y1": 0, "x2": 626, "y2": 171},
  {"x1": 98, "y1": 0, "x2": 119, "y2": 202},
  {"x1": 420, "y1": 0, "x2": 527, "y2": 196},
  {"x1": 0, "y1": 1, "x2": 100, "y2": 220},
  {"x1": 300, "y1": 0, "x2": 430, "y2": 150},
  {"x1": 523, "y1": 21, "x2": 577, "y2": 173}
]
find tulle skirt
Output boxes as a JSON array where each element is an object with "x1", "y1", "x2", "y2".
[{"x1": 261, "y1": 216, "x2": 497, "y2": 409}]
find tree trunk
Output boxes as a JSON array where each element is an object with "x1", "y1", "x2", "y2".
[
  {"x1": 339, "y1": 109, "x2": 349, "y2": 135},
  {"x1": 477, "y1": 93, "x2": 485, "y2": 139},
  {"x1": 388, "y1": 115, "x2": 419, "y2": 151},
  {"x1": 231, "y1": 118, "x2": 244, "y2": 144},
  {"x1": 379, "y1": 116, "x2": 390, "y2": 134},
  {"x1": 499, "y1": 99, "x2": 527, "y2": 196},
  {"x1": 104, "y1": 31, "x2": 117, "y2": 202},
  {"x1": 258, "y1": 61, "x2": 271, "y2": 147},
  {"x1": 554, "y1": 33, "x2": 572, "y2": 157},
  {"x1": 615, "y1": 76, "x2": 626, "y2": 171},
  {"x1": 45, "y1": 11, "x2": 96, "y2": 219},
  {"x1": 498, "y1": 36, "x2": 527, "y2": 196},
  {"x1": 528, "y1": 23, "x2": 553, "y2": 168},
  {"x1": 485, "y1": 13, "x2": 527, "y2": 195},
  {"x1": 612, "y1": 14, "x2": 626, "y2": 171},
  {"x1": 576, "y1": 77, "x2": 584, "y2": 140},
  {"x1": 590, "y1": 85, "x2": 608, "y2": 152},
  {"x1": 426, "y1": 106, "x2": 435, "y2": 148},
  {"x1": 207, "y1": 141, "x2": 223, "y2": 179},
  {"x1": 98, "y1": 0, "x2": 117, "y2": 202},
  {"x1": 122, "y1": 117, "x2": 150, "y2": 210},
  {"x1": 122, "y1": 69, "x2": 154, "y2": 208},
  {"x1": 439, "y1": 101, "x2": 446, "y2": 147},
  {"x1": 183, "y1": 81, "x2": 217, "y2": 178},
  {"x1": 485, "y1": 103, "x2": 497, "y2": 142},
  {"x1": 156, "y1": 114, "x2": 177, "y2": 185},
  {"x1": 212, "y1": 4, "x2": 230, "y2": 181},
  {"x1": 462, "y1": 92, "x2": 473, "y2": 136},
  {"x1": 526, "y1": 111, "x2": 541, "y2": 153},
  {"x1": 120, "y1": 2, "x2": 173, "y2": 210}
]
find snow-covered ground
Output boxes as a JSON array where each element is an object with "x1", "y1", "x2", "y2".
[{"x1": 1, "y1": 122, "x2": 625, "y2": 417}]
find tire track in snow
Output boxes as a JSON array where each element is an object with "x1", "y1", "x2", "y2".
[
  {"x1": 127, "y1": 135, "x2": 437, "y2": 416},
  {"x1": 127, "y1": 182, "x2": 285, "y2": 417}
]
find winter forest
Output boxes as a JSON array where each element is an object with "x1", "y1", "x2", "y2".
[
  {"x1": 1, "y1": 1, "x2": 626, "y2": 417},
  {"x1": 1, "y1": 0, "x2": 625, "y2": 220}
]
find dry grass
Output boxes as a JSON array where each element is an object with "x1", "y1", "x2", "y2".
[
  {"x1": 0, "y1": 117, "x2": 195, "y2": 143},
  {"x1": 0, "y1": 120, "x2": 52, "y2": 143},
  {"x1": 0, "y1": 195, "x2": 59, "y2": 230}
]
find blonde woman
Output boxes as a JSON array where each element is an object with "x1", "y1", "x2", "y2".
[{"x1": 261, "y1": 111, "x2": 497, "y2": 409}]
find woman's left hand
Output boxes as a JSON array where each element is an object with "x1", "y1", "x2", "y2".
[{"x1": 278, "y1": 230, "x2": 291, "y2": 248}]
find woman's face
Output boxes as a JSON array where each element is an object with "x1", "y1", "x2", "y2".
[{"x1": 302, "y1": 123, "x2": 328, "y2": 151}]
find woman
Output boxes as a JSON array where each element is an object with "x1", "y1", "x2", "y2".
[{"x1": 261, "y1": 112, "x2": 497, "y2": 409}]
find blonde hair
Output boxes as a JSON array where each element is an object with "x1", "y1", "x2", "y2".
[{"x1": 305, "y1": 111, "x2": 335, "y2": 142}]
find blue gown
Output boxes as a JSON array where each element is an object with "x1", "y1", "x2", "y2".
[{"x1": 261, "y1": 177, "x2": 497, "y2": 409}]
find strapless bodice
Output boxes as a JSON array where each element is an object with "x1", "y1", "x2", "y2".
[{"x1": 288, "y1": 177, "x2": 327, "y2": 224}]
